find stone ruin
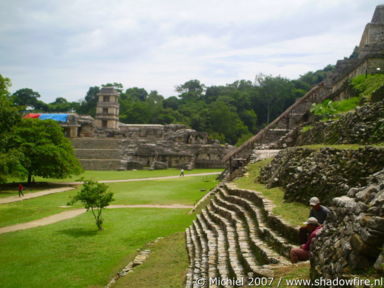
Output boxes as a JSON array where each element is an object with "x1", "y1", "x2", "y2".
[
  {"x1": 223, "y1": 5, "x2": 384, "y2": 175},
  {"x1": 187, "y1": 6, "x2": 384, "y2": 287},
  {"x1": 51, "y1": 87, "x2": 232, "y2": 170},
  {"x1": 311, "y1": 169, "x2": 384, "y2": 282}
]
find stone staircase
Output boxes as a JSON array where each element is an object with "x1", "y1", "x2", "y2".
[
  {"x1": 71, "y1": 138, "x2": 124, "y2": 170},
  {"x1": 223, "y1": 84, "x2": 331, "y2": 172},
  {"x1": 185, "y1": 183, "x2": 299, "y2": 288}
]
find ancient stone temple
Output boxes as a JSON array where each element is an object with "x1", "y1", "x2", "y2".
[
  {"x1": 95, "y1": 87, "x2": 120, "y2": 130},
  {"x1": 224, "y1": 5, "x2": 384, "y2": 175},
  {"x1": 72, "y1": 123, "x2": 231, "y2": 170},
  {"x1": 31, "y1": 86, "x2": 232, "y2": 170}
]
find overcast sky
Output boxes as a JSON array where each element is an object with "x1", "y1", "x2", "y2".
[{"x1": 0, "y1": 0, "x2": 382, "y2": 103}]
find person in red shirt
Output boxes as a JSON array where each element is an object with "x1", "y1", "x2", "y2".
[
  {"x1": 18, "y1": 184, "x2": 24, "y2": 197},
  {"x1": 290, "y1": 217, "x2": 323, "y2": 263}
]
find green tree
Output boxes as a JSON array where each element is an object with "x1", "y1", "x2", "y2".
[
  {"x1": 255, "y1": 74, "x2": 296, "y2": 124},
  {"x1": 12, "y1": 88, "x2": 48, "y2": 111},
  {"x1": 10, "y1": 118, "x2": 82, "y2": 184},
  {"x1": 121, "y1": 87, "x2": 148, "y2": 101},
  {"x1": 0, "y1": 78, "x2": 25, "y2": 183},
  {"x1": 69, "y1": 180, "x2": 114, "y2": 230},
  {"x1": 176, "y1": 80, "x2": 206, "y2": 101},
  {"x1": 77, "y1": 86, "x2": 100, "y2": 116},
  {"x1": 0, "y1": 74, "x2": 11, "y2": 97},
  {"x1": 207, "y1": 100, "x2": 249, "y2": 144},
  {"x1": 163, "y1": 96, "x2": 180, "y2": 110},
  {"x1": 48, "y1": 97, "x2": 80, "y2": 112}
]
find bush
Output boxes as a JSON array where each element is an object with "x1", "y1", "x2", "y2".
[{"x1": 68, "y1": 180, "x2": 114, "y2": 230}]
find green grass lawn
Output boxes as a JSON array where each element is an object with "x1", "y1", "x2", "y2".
[
  {"x1": 114, "y1": 231, "x2": 188, "y2": 288},
  {"x1": 234, "y1": 160, "x2": 308, "y2": 227},
  {"x1": 0, "y1": 208, "x2": 194, "y2": 288},
  {"x1": 19, "y1": 168, "x2": 223, "y2": 183},
  {"x1": 0, "y1": 188, "x2": 82, "y2": 228},
  {"x1": 0, "y1": 175, "x2": 217, "y2": 228},
  {"x1": 110, "y1": 175, "x2": 218, "y2": 206}
]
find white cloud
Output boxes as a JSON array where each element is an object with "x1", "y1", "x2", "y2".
[{"x1": 0, "y1": 0, "x2": 383, "y2": 102}]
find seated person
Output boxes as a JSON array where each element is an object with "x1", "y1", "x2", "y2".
[
  {"x1": 299, "y1": 196, "x2": 330, "y2": 244},
  {"x1": 290, "y1": 217, "x2": 323, "y2": 263}
]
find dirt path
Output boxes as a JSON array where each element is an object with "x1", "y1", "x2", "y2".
[
  {"x1": 0, "y1": 172, "x2": 220, "y2": 205},
  {"x1": 0, "y1": 209, "x2": 85, "y2": 234},
  {"x1": 0, "y1": 187, "x2": 75, "y2": 205},
  {"x1": 0, "y1": 204, "x2": 194, "y2": 235}
]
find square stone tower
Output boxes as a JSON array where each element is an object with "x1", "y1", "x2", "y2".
[{"x1": 95, "y1": 87, "x2": 120, "y2": 130}]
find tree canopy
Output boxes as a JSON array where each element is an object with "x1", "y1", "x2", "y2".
[
  {"x1": 0, "y1": 74, "x2": 82, "y2": 184},
  {"x1": 9, "y1": 118, "x2": 83, "y2": 183},
  {"x1": 69, "y1": 180, "x2": 114, "y2": 230},
  {"x1": 6, "y1": 64, "x2": 334, "y2": 146}
]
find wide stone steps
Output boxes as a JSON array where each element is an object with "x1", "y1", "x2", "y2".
[
  {"x1": 71, "y1": 138, "x2": 121, "y2": 149},
  {"x1": 207, "y1": 203, "x2": 246, "y2": 281},
  {"x1": 196, "y1": 214, "x2": 219, "y2": 286},
  {"x1": 201, "y1": 208, "x2": 233, "y2": 284},
  {"x1": 214, "y1": 192, "x2": 290, "y2": 264},
  {"x1": 75, "y1": 149, "x2": 121, "y2": 159},
  {"x1": 193, "y1": 220, "x2": 209, "y2": 282},
  {"x1": 71, "y1": 138, "x2": 123, "y2": 170},
  {"x1": 186, "y1": 184, "x2": 299, "y2": 288},
  {"x1": 217, "y1": 189, "x2": 293, "y2": 259},
  {"x1": 224, "y1": 184, "x2": 299, "y2": 245},
  {"x1": 185, "y1": 228, "x2": 194, "y2": 288}
]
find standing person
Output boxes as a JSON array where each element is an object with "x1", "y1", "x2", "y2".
[
  {"x1": 180, "y1": 168, "x2": 185, "y2": 177},
  {"x1": 290, "y1": 217, "x2": 323, "y2": 263},
  {"x1": 299, "y1": 196, "x2": 330, "y2": 244},
  {"x1": 18, "y1": 183, "x2": 24, "y2": 197}
]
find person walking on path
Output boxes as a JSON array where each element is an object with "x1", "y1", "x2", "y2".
[
  {"x1": 299, "y1": 196, "x2": 330, "y2": 244},
  {"x1": 180, "y1": 168, "x2": 185, "y2": 176},
  {"x1": 18, "y1": 184, "x2": 24, "y2": 197}
]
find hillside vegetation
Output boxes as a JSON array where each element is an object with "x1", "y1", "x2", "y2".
[{"x1": 1, "y1": 65, "x2": 334, "y2": 145}]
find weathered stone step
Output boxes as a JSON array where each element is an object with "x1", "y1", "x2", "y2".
[
  {"x1": 196, "y1": 214, "x2": 219, "y2": 287},
  {"x1": 207, "y1": 202, "x2": 246, "y2": 281},
  {"x1": 193, "y1": 220, "x2": 209, "y2": 283},
  {"x1": 75, "y1": 149, "x2": 121, "y2": 159},
  {"x1": 224, "y1": 183, "x2": 299, "y2": 244},
  {"x1": 201, "y1": 208, "x2": 233, "y2": 284},
  {"x1": 218, "y1": 189, "x2": 293, "y2": 259},
  {"x1": 209, "y1": 198, "x2": 260, "y2": 272},
  {"x1": 185, "y1": 182, "x2": 302, "y2": 287},
  {"x1": 185, "y1": 228, "x2": 194, "y2": 288},
  {"x1": 78, "y1": 159, "x2": 123, "y2": 170},
  {"x1": 189, "y1": 223, "x2": 203, "y2": 287},
  {"x1": 210, "y1": 195, "x2": 288, "y2": 267},
  {"x1": 71, "y1": 138, "x2": 121, "y2": 149}
]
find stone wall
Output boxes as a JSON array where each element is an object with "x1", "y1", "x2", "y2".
[
  {"x1": 258, "y1": 147, "x2": 384, "y2": 205},
  {"x1": 72, "y1": 125, "x2": 232, "y2": 170},
  {"x1": 310, "y1": 169, "x2": 384, "y2": 281},
  {"x1": 71, "y1": 138, "x2": 123, "y2": 170},
  {"x1": 277, "y1": 99, "x2": 384, "y2": 147}
]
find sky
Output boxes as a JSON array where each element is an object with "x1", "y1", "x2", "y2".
[{"x1": 0, "y1": 0, "x2": 383, "y2": 103}]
